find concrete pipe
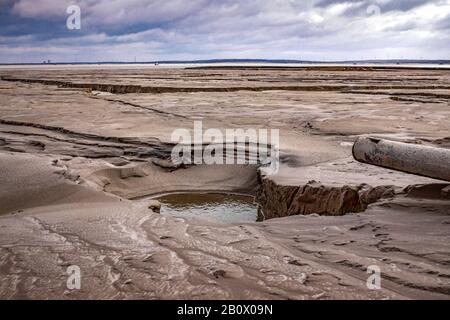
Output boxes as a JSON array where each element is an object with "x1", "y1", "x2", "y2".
[{"x1": 353, "y1": 137, "x2": 450, "y2": 182}]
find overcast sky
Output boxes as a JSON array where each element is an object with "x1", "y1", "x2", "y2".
[{"x1": 0, "y1": 0, "x2": 449, "y2": 63}]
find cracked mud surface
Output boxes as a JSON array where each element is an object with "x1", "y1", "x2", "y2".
[{"x1": 0, "y1": 65, "x2": 449, "y2": 299}]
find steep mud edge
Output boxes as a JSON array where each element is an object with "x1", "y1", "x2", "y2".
[
  {"x1": 256, "y1": 177, "x2": 395, "y2": 221},
  {"x1": 0, "y1": 119, "x2": 174, "y2": 162},
  {"x1": 2, "y1": 76, "x2": 450, "y2": 94}
]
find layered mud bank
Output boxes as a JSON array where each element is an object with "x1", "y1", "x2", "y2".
[
  {"x1": 88, "y1": 160, "x2": 369, "y2": 221},
  {"x1": 3, "y1": 76, "x2": 450, "y2": 94},
  {"x1": 257, "y1": 176, "x2": 450, "y2": 221},
  {"x1": 256, "y1": 178, "x2": 394, "y2": 221},
  {"x1": 88, "y1": 159, "x2": 448, "y2": 223}
]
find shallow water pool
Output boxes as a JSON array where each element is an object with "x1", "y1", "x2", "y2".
[{"x1": 156, "y1": 193, "x2": 257, "y2": 223}]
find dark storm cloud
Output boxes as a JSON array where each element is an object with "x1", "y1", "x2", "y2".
[{"x1": 380, "y1": 0, "x2": 433, "y2": 12}]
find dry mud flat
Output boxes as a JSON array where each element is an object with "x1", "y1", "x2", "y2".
[{"x1": 0, "y1": 65, "x2": 449, "y2": 299}]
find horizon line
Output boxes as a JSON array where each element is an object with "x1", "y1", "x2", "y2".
[{"x1": 1, "y1": 58, "x2": 450, "y2": 66}]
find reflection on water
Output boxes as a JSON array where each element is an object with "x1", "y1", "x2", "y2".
[{"x1": 156, "y1": 193, "x2": 257, "y2": 223}]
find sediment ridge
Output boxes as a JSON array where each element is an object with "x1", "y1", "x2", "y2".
[{"x1": 3, "y1": 76, "x2": 450, "y2": 94}]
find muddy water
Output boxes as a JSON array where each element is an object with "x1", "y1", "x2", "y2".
[{"x1": 156, "y1": 193, "x2": 257, "y2": 223}]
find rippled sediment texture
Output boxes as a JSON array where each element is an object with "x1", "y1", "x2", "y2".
[{"x1": 0, "y1": 65, "x2": 449, "y2": 299}]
